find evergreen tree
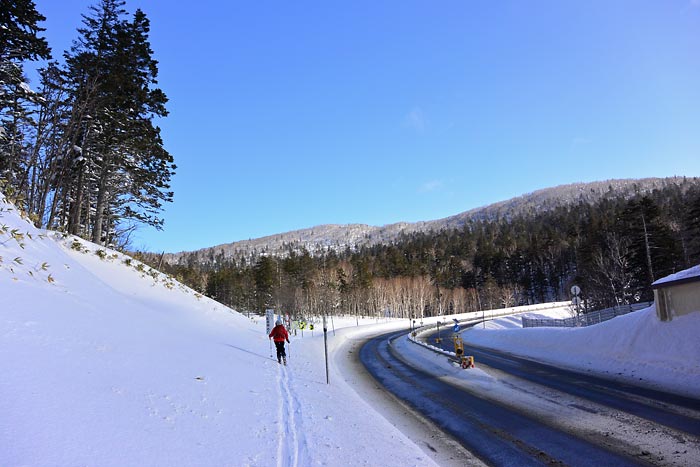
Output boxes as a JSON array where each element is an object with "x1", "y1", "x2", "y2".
[
  {"x1": 253, "y1": 256, "x2": 276, "y2": 313},
  {"x1": 622, "y1": 196, "x2": 679, "y2": 300},
  {"x1": 684, "y1": 188, "x2": 700, "y2": 263},
  {"x1": 59, "y1": 0, "x2": 174, "y2": 245},
  {"x1": 16, "y1": 61, "x2": 71, "y2": 225},
  {"x1": 0, "y1": 0, "x2": 50, "y2": 195}
]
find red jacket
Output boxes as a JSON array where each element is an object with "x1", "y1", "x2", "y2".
[{"x1": 269, "y1": 324, "x2": 289, "y2": 343}]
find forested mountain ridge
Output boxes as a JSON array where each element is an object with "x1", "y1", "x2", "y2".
[
  {"x1": 143, "y1": 176, "x2": 700, "y2": 320},
  {"x1": 161, "y1": 177, "x2": 694, "y2": 267}
]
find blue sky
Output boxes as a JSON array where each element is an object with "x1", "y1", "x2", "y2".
[{"x1": 30, "y1": 0, "x2": 700, "y2": 252}]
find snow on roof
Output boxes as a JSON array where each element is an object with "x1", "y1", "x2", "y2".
[{"x1": 652, "y1": 264, "x2": 700, "y2": 288}]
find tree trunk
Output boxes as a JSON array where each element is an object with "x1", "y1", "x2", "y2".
[
  {"x1": 641, "y1": 212, "x2": 655, "y2": 283},
  {"x1": 68, "y1": 164, "x2": 85, "y2": 235},
  {"x1": 92, "y1": 161, "x2": 111, "y2": 244}
]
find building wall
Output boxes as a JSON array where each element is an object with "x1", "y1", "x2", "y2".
[{"x1": 654, "y1": 281, "x2": 700, "y2": 321}]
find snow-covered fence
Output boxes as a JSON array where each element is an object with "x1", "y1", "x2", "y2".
[{"x1": 521, "y1": 301, "x2": 653, "y2": 328}]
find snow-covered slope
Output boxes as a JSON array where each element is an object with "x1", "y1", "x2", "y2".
[{"x1": 0, "y1": 194, "x2": 439, "y2": 467}]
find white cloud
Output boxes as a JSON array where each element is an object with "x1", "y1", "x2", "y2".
[
  {"x1": 403, "y1": 107, "x2": 427, "y2": 133},
  {"x1": 570, "y1": 136, "x2": 590, "y2": 150},
  {"x1": 419, "y1": 180, "x2": 443, "y2": 193}
]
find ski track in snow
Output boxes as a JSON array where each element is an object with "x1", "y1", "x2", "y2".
[{"x1": 275, "y1": 364, "x2": 310, "y2": 467}]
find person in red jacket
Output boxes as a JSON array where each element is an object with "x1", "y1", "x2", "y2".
[{"x1": 269, "y1": 318, "x2": 290, "y2": 365}]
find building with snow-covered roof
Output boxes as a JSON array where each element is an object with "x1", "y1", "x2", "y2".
[{"x1": 652, "y1": 265, "x2": 700, "y2": 321}]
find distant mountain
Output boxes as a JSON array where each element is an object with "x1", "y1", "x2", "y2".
[{"x1": 161, "y1": 177, "x2": 697, "y2": 268}]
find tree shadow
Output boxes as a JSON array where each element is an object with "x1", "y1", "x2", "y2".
[
  {"x1": 224, "y1": 344, "x2": 273, "y2": 362},
  {"x1": 223, "y1": 344, "x2": 328, "y2": 386}
]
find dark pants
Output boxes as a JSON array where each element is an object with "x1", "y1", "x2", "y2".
[{"x1": 274, "y1": 341, "x2": 286, "y2": 361}]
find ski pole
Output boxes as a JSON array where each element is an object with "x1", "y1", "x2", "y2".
[{"x1": 269, "y1": 338, "x2": 273, "y2": 358}]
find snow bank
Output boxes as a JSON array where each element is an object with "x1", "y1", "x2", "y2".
[{"x1": 463, "y1": 305, "x2": 700, "y2": 398}]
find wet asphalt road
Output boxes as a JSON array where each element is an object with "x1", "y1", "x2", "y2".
[
  {"x1": 359, "y1": 328, "x2": 700, "y2": 466},
  {"x1": 427, "y1": 326, "x2": 700, "y2": 437}
]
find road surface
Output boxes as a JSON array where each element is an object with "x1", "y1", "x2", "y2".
[{"x1": 359, "y1": 328, "x2": 700, "y2": 466}]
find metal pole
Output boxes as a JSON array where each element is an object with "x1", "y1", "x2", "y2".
[{"x1": 323, "y1": 315, "x2": 329, "y2": 384}]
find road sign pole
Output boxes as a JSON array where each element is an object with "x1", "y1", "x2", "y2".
[
  {"x1": 323, "y1": 315, "x2": 329, "y2": 385},
  {"x1": 571, "y1": 285, "x2": 582, "y2": 321}
]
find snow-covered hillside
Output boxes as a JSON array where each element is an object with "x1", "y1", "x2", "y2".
[{"x1": 0, "y1": 194, "x2": 440, "y2": 466}]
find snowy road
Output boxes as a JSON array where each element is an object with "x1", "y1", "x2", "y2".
[{"x1": 359, "y1": 330, "x2": 700, "y2": 467}]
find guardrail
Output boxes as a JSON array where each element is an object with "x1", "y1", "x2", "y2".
[
  {"x1": 408, "y1": 301, "x2": 570, "y2": 357},
  {"x1": 521, "y1": 301, "x2": 653, "y2": 328}
]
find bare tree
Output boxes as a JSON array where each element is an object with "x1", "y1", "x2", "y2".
[{"x1": 590, "y1": 233, "x2": 636, "y2": 306}]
